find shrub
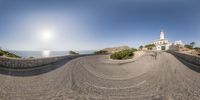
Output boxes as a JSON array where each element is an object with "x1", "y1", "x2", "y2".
[
  {"x1": 194, "y1": 47, "x2": 200, "y2": 53},
  {"x1": 0, "y1": 52, "x2": 3, "y2": 56},
  {"x1": 94, "y1": 50, "x2": 107, "y2": 54},
  {"x1": 69, "y1": 50, "x2": 79, "y2": 55},
  {"x1": 110, "y1": 49, "x2": 135, "y2": 60},
  {"x1": 130, "y1": 48, "x2": 138, "y2": 52},
  {"x1": 6, "y1": 53, "x2": 20, "y2": 58},
  {"x1": 194, "y1": 47, "x2": 200, "y2": 50},
  {"x1": 184, "y1": 44, "x2": 193, "y2": 49},
  {"x1": 145, "y1": 44, "x2": 155, "y2": 50}
]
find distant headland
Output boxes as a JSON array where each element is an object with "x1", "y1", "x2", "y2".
[{"x1": 0, "y1": 49, "x2": 21, "y2": 58}]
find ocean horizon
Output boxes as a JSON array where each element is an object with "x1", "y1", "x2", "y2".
[{"x1": 9, "y1": 50, "x2": 95, "y2": 58}]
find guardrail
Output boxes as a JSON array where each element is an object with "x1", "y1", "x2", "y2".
[{"x1": 168, "y1": 51, "x2": 200, "y2": 66}]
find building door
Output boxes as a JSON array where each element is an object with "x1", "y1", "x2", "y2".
[{"x1": 161, "y1": 46, "x2": 165, "y2": 50}]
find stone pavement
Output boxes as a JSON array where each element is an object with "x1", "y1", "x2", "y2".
[{"x1": 0, "y1": 52, "x2": 200, "y2": 100}]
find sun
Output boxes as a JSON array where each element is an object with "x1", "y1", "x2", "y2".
[{"x1": 41, "y1": 29, "x2": 53, "y2": 41}]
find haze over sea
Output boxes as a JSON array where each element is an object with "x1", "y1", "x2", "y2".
[{"x1": 9, "y1": 50, "x2": 94, "y2": 58}]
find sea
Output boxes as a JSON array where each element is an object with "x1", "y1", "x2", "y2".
[{"x1": 9, "y1": 50, "x2": 95, "y2": 58}]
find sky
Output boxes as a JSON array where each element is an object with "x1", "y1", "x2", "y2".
[{"x1": 0, "y1": 0, "x2": 200, "y2": 51}]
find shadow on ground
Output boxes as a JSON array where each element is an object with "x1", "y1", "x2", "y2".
[
  {"x1": 0, "y1": 55, "x2": 92, "y2": 76},
  {"x1": 172, "y1": 54, "x2": 200, "y2": 73}
]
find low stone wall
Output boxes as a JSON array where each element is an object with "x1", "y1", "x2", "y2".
[
  {"x1": 169, "y1": 51, "x2": 200, "y2": 65},
  {"x1": 0, "y1": 56, "x2": 68, "y2": 69}
]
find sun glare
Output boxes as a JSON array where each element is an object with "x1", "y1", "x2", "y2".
[{"x1": 41, "y1": 29, "x2": 53, "y2": 41}]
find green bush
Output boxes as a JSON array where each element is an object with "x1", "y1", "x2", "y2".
[
  {"x1": 184, "y1": 45, "x2": 193, "y2": 49},
  {"x1": 0, "y1": 52, "x2": 3, "y2": 56},
  {"x1": 145, "y1": 44, "x2": 155, "y2": 50},
  {"x1": 110, "y1": 49, "x2": 135, "y2": 60},
  {"x1": 94, "y1": 50, "x2": 107, "y2": 54},
  {"x1": 69, "y1": 50, "x2": 79, "y2": 55},
  {"x1": 130, "y1": 48, "x2": 138, "y2": 52}
]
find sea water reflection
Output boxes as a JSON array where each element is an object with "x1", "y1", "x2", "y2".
[
  {"x1": 42, "y1": 50, "x2": 51, "y2": 57},
  {"x1": 9, "y1": 50, "x2": 94, "y2": 58}
]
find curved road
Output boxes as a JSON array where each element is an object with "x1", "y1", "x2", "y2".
[{"x1": 0, "y1": 52, "x2": 200, "y2": 100}]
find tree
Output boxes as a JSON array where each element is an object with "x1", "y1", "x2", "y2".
[
  {"x1": 190, "y1": 42, "x2": 196, "y2": 48},
  {"x1": 139, "y1": 45, "x2": 143, "y2": 50}
]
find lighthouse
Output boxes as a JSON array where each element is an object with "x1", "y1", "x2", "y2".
[
  {"x1": 160, "y1": 30, "x2": 165, "y2": 40},
  {"x1": 153, "y1": 30, "x2": 170, "y2": 50}
]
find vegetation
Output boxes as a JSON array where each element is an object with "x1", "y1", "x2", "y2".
[
  {"x1": 0, "y1": 49, "x2": 21, "y2": 58},
  {"x1": 190, "y1": 42, "x2": 196, "y2": 48},
  {"x1": 145, "y1": 44, "x2": 155, "y2": 50},
  {"x1": 0, "y1": 52, "x2": 3, "y2": 56},
  {"x1": 185, "y1": 42, "x2": 196, "y2": 49},
  {"x1": 194, "y1": 47, "x2": 200, "y2": 50},
  {"x1": 184, "y1": 42, "x2": 200, "y2": 56},
  {"x1": 130, "y1": 48, "x2": 138, "y2": 52},
  {"x1": 69, "y1": 50, "x2": 79, "y2": 55},
  {"x1": 110, "y1": 48, "x2": 137, "y2": 60},
  {"x1": 194, "y1": 47, "x2": 200, "y2": 54},
  {"x1": 139, "y1": 45, "x2": 143, "y2": 50},
  {"x1": 184, "y1": 44, "x2": 193, "y2": 49},
  {"x1": 94, "y1": 50, "x2": 108, "y2": 54}
]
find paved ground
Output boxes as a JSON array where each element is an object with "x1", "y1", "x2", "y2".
[{"x1": 0, "y1": 52, "x2": 200, "y2": 100}]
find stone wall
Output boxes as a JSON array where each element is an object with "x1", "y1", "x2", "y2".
[
  {"x1": 0, "y1": 56, "x2": 68, "y2": 69},
  {"x1": 169, "y1": 51, "x2": 200, "y2": 65}
]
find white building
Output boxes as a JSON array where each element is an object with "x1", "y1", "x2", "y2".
[
  {"x1": 152, "y1": 30, "x2": 184, "y2": 51},
  {"x1": 169, "y1": 40, "x2": 184, "y2": 51},
  {"x1": 153, "y1": 30, "x2": 171, "y2": 50},
  {"x1": 174, "y1": 40, "x2": 184, "y2": 46}
]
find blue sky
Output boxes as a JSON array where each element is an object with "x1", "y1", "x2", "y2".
[{"x1": 0, "y1": 0, "x2": 199, "y2": 51}]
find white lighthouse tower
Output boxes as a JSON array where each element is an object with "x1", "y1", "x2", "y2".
[
  {"x1": 153, "y1": 30, "x2": 170, "y2": 50},
  {"x1": 160, "y1": 30, "x2": 165, "y2": 40}
]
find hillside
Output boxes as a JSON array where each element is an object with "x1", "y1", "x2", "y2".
[
  {"x1": 0, "y1": 49, "x2": 21, "y2": 58},
  {"x1": 103, "y1": 45, "x2": 130, "y2": 53}
]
